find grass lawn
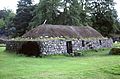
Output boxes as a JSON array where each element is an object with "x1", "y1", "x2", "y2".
[{"x1": 0, "y1": 47, "x2": 120, "y2": 79}]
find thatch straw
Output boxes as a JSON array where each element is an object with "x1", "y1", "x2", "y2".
[{"x1": 23, "y1": 24, "x2": 103, "y2": 38}]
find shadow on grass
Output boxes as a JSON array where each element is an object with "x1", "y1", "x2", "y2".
[
  {"x1": 78, "y1": 48, "x2": 111, "y2": 57},
  {"x1": 100, "y1": 65, "x2": 120, "y2": 75},
  {"x1": 3, "y1": 47, "x2": 113, "y2": 59}
]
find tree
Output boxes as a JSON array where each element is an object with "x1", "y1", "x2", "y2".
[
  {"x1": 31, "y1": 0, "x2": 88, "y2": 27},
  {"x1": 12, "y1": 0, "x2": 35, "y2": 37},
  {"x1": 0, "y1": 9, "x2": 15, "y2": 28},
  {"x1": 0, "y1": 19, "x2": 5, "y2": 28},
  {"x1": 85, "y1": 0, "x2": 119, "y2": 36},
  {"x1": 30, "y1": 0, "x2": 62, "y2": 28},
  {"x1": 0, "y1": 9, "x2": 15, "y2": 37},
  {"x1": 57, "y1": 0, "x2": 87, "y2": 26}
]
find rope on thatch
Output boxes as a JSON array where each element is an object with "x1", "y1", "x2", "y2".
[{"x1": 42, "y1": 20, "x2": 47, "y2": 25}]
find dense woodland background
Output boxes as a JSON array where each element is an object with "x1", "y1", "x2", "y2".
[{"x1": 0, "y1": 0, "x2": 120, "y2": 37}]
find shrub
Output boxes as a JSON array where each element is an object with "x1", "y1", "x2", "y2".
[
  {"x1": 74, "y1": 51, "x2": 83, "y2": 56},
  {"x1": 109, "y1": 48, "x2": 120, "y2": 55},
  {"x1": 69, "y1": 51, "x2": 83, "y2": 57}
]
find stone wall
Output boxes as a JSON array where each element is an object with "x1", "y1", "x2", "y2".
[
  {"x1": 41, "y1": 40, "x2": 67, "y2": 55},
  {"x1": 6, "y1": 41, "x2": 25, "y2": 52},
  {"x1": 6, "y1": 41, "x2": 42, "y2": 53},
  {"x1": 72, "y1": 38, "x2": 113, "y2": 52},
  {"x1": 6, "y1": 38, "x2": 113, "y2": 55}
]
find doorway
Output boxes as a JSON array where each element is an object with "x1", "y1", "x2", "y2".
[
  {"x1": 66, "y1": 41, "x2": 73, "y2": 54},
  {"x1": 19, "y1": 41, "x2": 41, "y2": 57}
]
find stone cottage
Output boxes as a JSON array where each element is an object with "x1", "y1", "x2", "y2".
[{"x1": 6, "y1": 24, "x2": 113, "y2": 56}]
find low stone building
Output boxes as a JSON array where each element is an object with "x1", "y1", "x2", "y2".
[{"x1": 6, "y1": 24, "x2": 113, "y2": 56}]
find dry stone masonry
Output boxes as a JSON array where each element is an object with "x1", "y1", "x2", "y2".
[{"x1": 6, "y1": 38, "x2": 113, "y2": 55}]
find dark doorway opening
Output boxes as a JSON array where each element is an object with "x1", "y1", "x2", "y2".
[
  {"x1": 19, "y1": 41, "x2": 41, "y2": 57},
  {"x1": 82, "y1": 40, "x2": 85, "y2": 47},
  {"x1": 99, "y1": 40, "x2": 102, "y2": 45},
  {"x1": 66, "y1": 41, "x2": 73, "y2": 54}
]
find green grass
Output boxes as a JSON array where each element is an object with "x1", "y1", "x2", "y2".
[
  {"x1": 0, "y1": 44, "x2": 6, "y2": 47},
  {"x1": 113, "y1": 42, "x2": 120, "y2": 48},
  {"x1": 0, "y1": 47, "x2": 120, "y2": 79}
]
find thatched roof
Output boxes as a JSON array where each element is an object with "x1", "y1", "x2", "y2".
[{"x1": 23, "y1": 24, "x2": 103, "y2": 38}]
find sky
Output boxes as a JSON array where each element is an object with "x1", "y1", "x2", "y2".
[
  {"x1": 0, "y1": 0, "x2": 120, "y2": 18},
  {"x1": 0, "y1": 0, "x2": 39, "y2": 12},
  {"x1": 114, "y1": 0, "x2": 120, "y2": 18}
]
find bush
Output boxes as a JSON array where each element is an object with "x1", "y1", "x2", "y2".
[
  {"x1": 69, "y1": 51, "x2": 83, "y2": 57},
  {"x1": 109, "y1": 48, "x2": 120, "y2": 55},
  {"x1": 74, "y1": 51, "x2": 83, "y2": 56}
]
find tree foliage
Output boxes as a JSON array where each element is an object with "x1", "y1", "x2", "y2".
[
  {"x1": 30, "y1": 0, "x2": 88, "y2": 27},
  {"x1": 5, "y1": 0, "x2": 120, "y2": 37},
  {"x1": 12, "y1": 0, "x2": 35, "y2": 37},
  {"x1": 85, "y1": 0, "x2": 119, "y2": 36},
  {"x1": 30, "y1": 0, "x2": 62, "y2": 28},
  {"x1": 0, "y1": 9, "x2": 15, "y2": 28},
  {"x1": 0, "y1": 9, "x2": 15, "y2": 36},
  {"x1": 58, "y1": 0, "x2": 87, "y2": 25},
  {"x1": 0, "y1": 19, "x2": 5, "y2": 28}
]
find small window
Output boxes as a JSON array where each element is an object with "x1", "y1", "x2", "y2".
[
  {"x1": 82, "y1": 40, "x2": 85, "y2": 47},
  {"x1": 99, "y1": 40, "x2": 102, "y2": 45}
]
